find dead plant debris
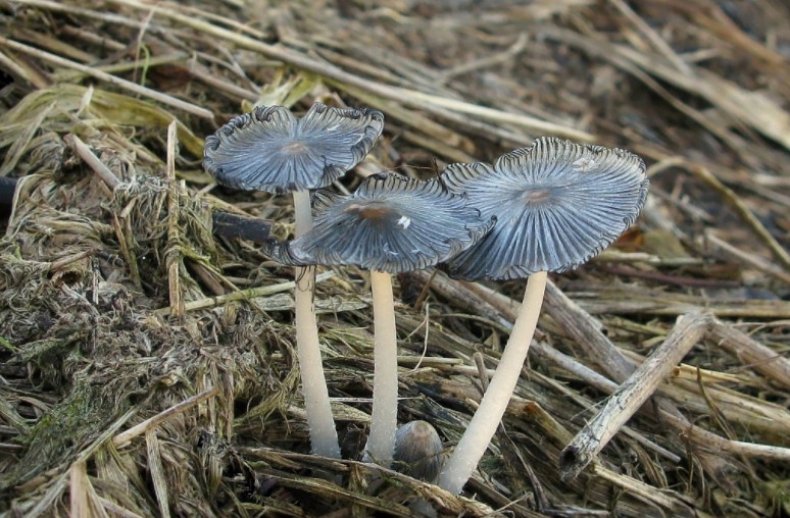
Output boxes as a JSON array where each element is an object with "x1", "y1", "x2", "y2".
[{"x1": 0, "y1": 1, "x2": 788, "y2": 516}]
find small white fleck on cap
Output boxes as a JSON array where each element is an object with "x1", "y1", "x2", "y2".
[{"x1": 261, "y1": 173, "x2": 495, "y2": 273}]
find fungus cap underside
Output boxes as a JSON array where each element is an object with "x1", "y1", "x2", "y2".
[
  {"x1": 262, "y1": 173, "x2": 494, "y2": 273},
  {"x1": 442, "y1": 137, "x2": 649, "y2": 280}
]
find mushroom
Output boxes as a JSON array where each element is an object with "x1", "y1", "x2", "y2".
[
  {"x1": 260, "y1": 173, "x2": 494, "y2": 466},
  {"x1": 436, "y1": 137, "x2": 649, "y2": 494},
  {"x1": 204, "y1": 103, "x2": 384, "y2": 458},
  {"x1": 393, "y1": 420, "x2": 444, "y2": 516},
  {"x1": 393, "y1": 420, "x2": 444, "y2": 483}
]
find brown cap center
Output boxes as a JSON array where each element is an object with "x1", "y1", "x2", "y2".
[
  {"x1": 344, "y1": 202, "x2": 394, "y2": 221},
  {"x1": 521, "y1": 188, "x2": 552, "y2": 204},
  {"x1": 281, "y1": 141, "x2": 308, "y2": 154}
]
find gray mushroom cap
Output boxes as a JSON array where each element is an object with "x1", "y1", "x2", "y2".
[
  {"x1": 261, "y1": 173, "x2": 495, "y2": 273},
  {"x1": 441, "y1": 137, "x2": 648, "y2": 280},
  {"x1": 393, "y1": 420, "x2": 443, "y2": 483},
  {"x1": 203, "y1": 103, "x2": 384, "y2": 194}
]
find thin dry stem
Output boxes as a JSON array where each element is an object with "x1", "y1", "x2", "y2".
[
  {"x1": 165, "y1": 121, "x2": 184, "y2": 317},
  {"x1": 689, "y1": 163, "x2": 790, "y2": 270},
  {"x1": 709, "y1": 319, "x2": 790, "y2": 389},
  {"x1": 64, "y1": 134, "x2": 121, "y2": 190},
  {"x1": 560, "y1": 312, "x2": 712, "y2": 480},
  {"x1": 113, "y1": 387, "x2": 219, "y2": 448},
  {"x1": 0, "y1": 35, "x2": 214, "y2": 120},
  {"x1": 152, "y1": 270, "x2": 336, "y2": 316},
  {"x1": 543, "y1": 279, "x2": 636, "y2": 382}
]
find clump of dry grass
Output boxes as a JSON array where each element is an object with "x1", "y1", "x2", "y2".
[{"x1": 0, "y1": 1, "x2": 788, "y2": 516}]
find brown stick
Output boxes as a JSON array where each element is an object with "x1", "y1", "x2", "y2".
[
  {"x1": 165, "y1": 121, "x2": 184, "y2": 317},
  {"x1": 542, "y1": 280, "x2": 637, "y2": 382},
  {"x1": 689, "y1": 164, "x2": 790, "y2": 271},
  {"x1": 710, "y1": 319, "x2": 790, "y2": 389},
  {"x1": 560, "y1": 312, "x2": 712, "y2": 480},
  {"x1": 408, "y1": 271, "x2": 514, "y2": 333},
  {"x1": 656, "y1": 405, "x2": 790, "y2": 462},
  {"x1": 113, "y1": 387, "x2": 219, "y2": 448},
  {"x1": 64, "y1": 134, "x2": 121, "y2": 190},
  {"x1": 706, "y1": 231, "x2": 790, "y2": 285}
]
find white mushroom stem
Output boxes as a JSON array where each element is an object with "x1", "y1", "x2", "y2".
[
  {"x1": 364, "y1": 270, "x2": 398, "y2": 467},
  {"x1": 438, "y1": 270, "x2": 548, "y2": 494},
  {"x1": 292, "y1": 190, "x2": 341, "y2": 458}
]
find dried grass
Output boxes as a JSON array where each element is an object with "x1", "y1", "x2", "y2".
[{"x1": 0, "y1": 0, "x2": 788, "y2": 516}]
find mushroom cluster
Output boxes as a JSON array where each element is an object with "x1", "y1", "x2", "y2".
[
  {"x1": 261, "y1": 172, "x2": 494, "y2": 466},
  {"x1": 204, "y1": 104, "x2": 649, "y2": 496}
]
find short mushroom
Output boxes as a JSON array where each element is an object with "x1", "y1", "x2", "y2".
[
  {"x1": 261, "y1": 173, "x2": 494, "y2": 466},
  {"x1": 204, "y1": 103, "x2": 384, "y2": 458},
  {"x1": 393, "y1": 420, "x2": 444, "y2": 483},
  {"x1": 437, "y1": 137, "x2": 648, "y2": 494}
]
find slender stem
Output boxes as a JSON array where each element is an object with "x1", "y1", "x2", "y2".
[
  {"x1": 292, "y1": 190, "x2": 340, "y2": 458},
  {"x1": 364, "y1": 270, "x2": 398, "y2": 467},
  {"x1": 438, "y1": 271, "x2": 548, "y2": 494}
]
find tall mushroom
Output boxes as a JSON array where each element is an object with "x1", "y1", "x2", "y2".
[
  {"x1": 437, "y1": 137, "x2": 649, "y2": 494},
  {"x1": 203, "y1": 103, "x2": 384, "y2": 458},
  {"x1": 260, "y1": 173, "x2": 494, "y2": 466}
]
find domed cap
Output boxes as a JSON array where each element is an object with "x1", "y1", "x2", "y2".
[
  {"x1": 203, "y1": 103, "x2": 384, "y2": 194},
  {"x1": 441, "y1": 137, "x2": 648, "y2": 280},
  {"x1": 393, "y1": 420, "x2": 443, "y2": 482},
  {"x1": 261, "y1": 173, "x2": 495, "y2": 273}
]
